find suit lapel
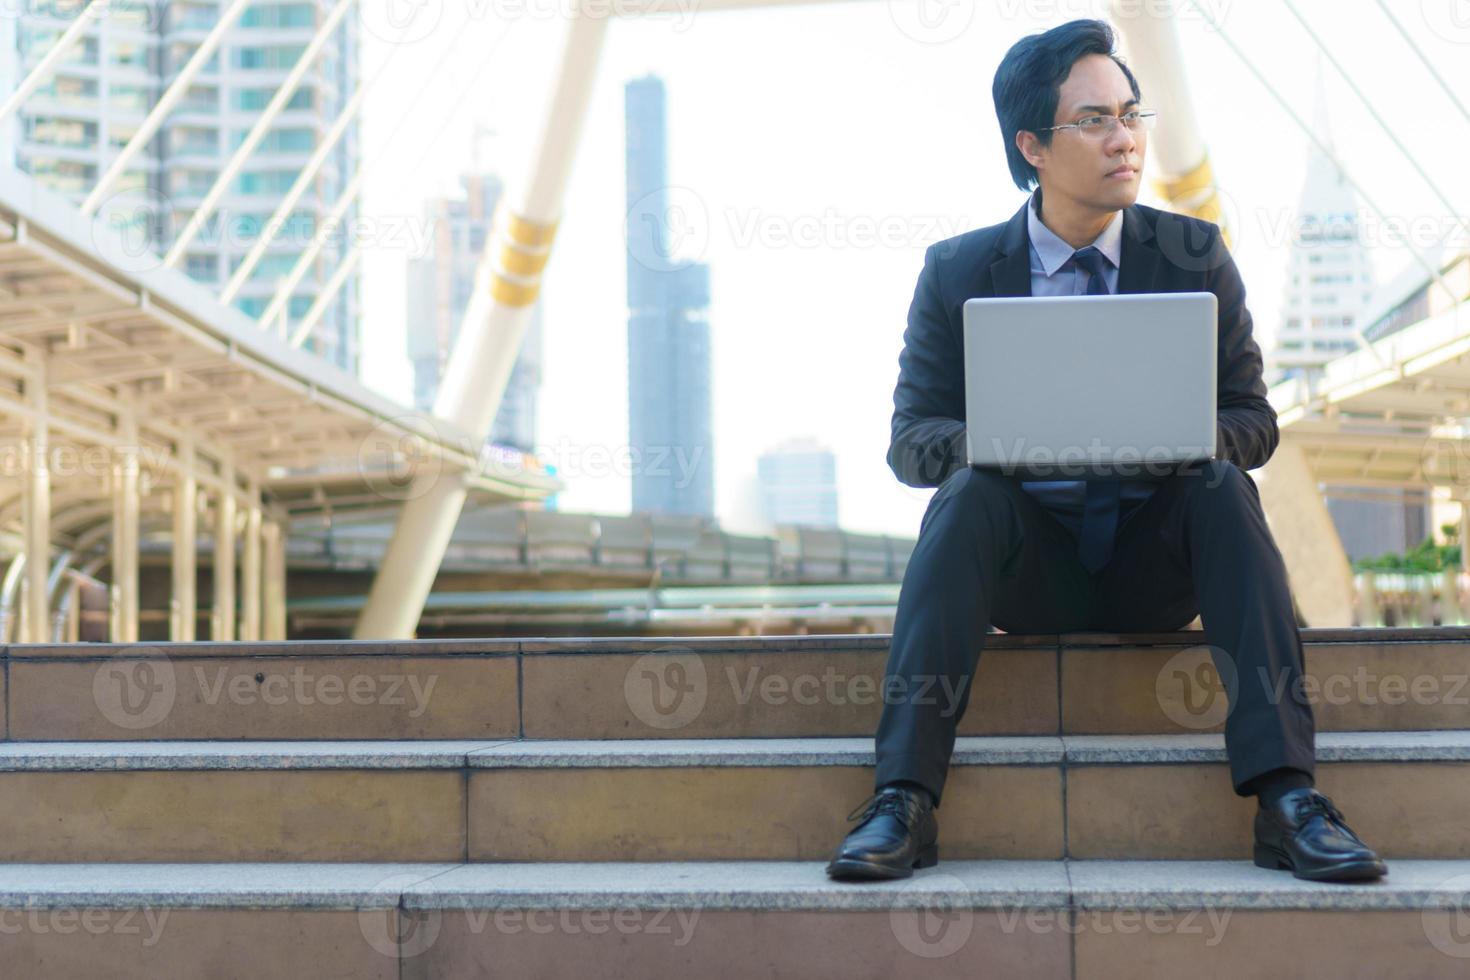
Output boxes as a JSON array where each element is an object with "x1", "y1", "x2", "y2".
[
  {"x1": 1116, "y1": 205, "x2": 1163, "y2": 294},
  {"x1": 987, "y1": 199, "x2": 1033, "y2": 298}
]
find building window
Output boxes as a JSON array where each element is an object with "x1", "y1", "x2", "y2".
[
  {"x1": 234, "y1": 88, "x2": 314, "y2": 112},
  {"x1": 234, "y1": 45, "x2": 309, "y2": 71},
  {"x1": 185, "y1": 254, "x2": 217, "y2": 282},
  {"x1": 241, "y1": 4, "x2": 316, "y2": 28}
]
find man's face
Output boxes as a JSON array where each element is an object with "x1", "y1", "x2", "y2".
[{"x1": 1024, "y1": 53, "x2": 1146, "y2": 211}]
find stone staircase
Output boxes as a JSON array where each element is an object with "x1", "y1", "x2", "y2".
[{"x1": 2, "y1": 629, "x2": 1470, "y2": 976}]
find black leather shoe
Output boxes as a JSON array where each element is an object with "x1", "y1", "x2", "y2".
[
  {"x1": 825, "y1": 785, "x2": 938, "y2": 881},
  {"x1": 1253, "y1": 788, "x2": 1387, "y2": 882}
]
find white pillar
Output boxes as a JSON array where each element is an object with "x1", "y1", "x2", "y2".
[
  {"x1": 64, "y1": 578, "x2": 80, "y2": 642},
  {"x1": 212, "y1": 459, "x2": 237, "y2": 641},
  {"x1": 110, "y1": 408, "x2": 140, "y2": 642},
  {"x1": 1357, "y1": 571, "x2": 1380, "y2": 628},
  {"x1": 262, "y1": 518, "x2": 286, "y2": 641},
  {"x1": 1253, "y1": 441, "x2": 1356, "y2": 626},
  {"x1": 1461, "y1": 499, "x2": 1470, "y2": 573},
  {"x1": 241, "y1": 479, "x2": 262, "y2": 642},
  {"x1": 355, "y1": 7, "x2": 609, "y2": 638},
  {"x1": 1441, "y1": 566, "x2": 1462, "y2": 626},
  {"x1": 21, "y1": 351, "x2": 49, "y2": 643},
  {"x1": 171, "y1": 437, "x2": 197, "y2": 641},
  {"x1": 1107, "y1": 0, "x2": 1230, "y2": 233}
]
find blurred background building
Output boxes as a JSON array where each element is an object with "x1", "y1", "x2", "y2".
[
  {"x1": 0, "y1": 0, "x2": 363, "y2": 371},
  {"x1": 624, "y1": 73, "x2": 714, "y2": 518}
]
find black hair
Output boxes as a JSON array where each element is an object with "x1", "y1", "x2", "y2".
[{"x1": 992, "y1": 19, "x2": 1142, "y2": 191}]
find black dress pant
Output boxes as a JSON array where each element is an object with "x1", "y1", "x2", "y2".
[{"x1": 873, "y1": 458, "x2": 1316, "y2": 807}]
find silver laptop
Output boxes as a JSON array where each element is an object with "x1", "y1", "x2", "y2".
[{"x1": 962, "y1": 292, "x2": 1217, "y2": 480}]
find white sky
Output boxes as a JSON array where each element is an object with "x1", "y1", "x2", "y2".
[{"x1": 357, "y1": 0, "x2": 1470, "y2": 537}]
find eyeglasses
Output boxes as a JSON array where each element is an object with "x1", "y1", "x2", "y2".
[{"x1": 1038, "y1": 110, "x2": 1158, "y2": 139}]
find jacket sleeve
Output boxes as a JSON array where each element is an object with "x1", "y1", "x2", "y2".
[
  {"x1": 1207, "y1": 227, "x2": 1279, "y2": 471},
  {"x1": 887, "y1": 243, "x2": 969, "y2": 488}
]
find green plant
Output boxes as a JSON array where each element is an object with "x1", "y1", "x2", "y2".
[{"x1": 1353, "y1": 532, "x2": 1462, "y2": 573}]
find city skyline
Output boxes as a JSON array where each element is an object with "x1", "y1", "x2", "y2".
[{"x1": 345, "y1": 3, "x2": 1470, "y2": 537}]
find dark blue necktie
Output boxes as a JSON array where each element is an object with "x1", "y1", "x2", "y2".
[{"x1": 1071, "y1": 246, "x2": 1119, "y2": 574}]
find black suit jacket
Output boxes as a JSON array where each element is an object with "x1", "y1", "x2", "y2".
[{"x1": 887, "y1": 198, "x2": 1278, "y2": 488}]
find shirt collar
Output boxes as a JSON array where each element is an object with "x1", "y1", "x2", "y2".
[{"x1": 1026, "y1": 189, "x2": 1124, "y2": 277}]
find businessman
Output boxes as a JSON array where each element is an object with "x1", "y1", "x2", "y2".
[{"x1": 826, "y1": 19, "x2": 1386, "y2": 883}]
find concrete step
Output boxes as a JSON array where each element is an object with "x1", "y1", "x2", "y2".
[
  {"x1": 2, "y1": 860, "x2": 1470, "y2": 978},
  {"x1": 0, "y1": 733, "x2": 1465, "y2": 862},
  {"x1": 7, "y1": 627, "x2": 1470, "y2": 740}
]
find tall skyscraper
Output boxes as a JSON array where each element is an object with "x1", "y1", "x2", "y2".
[
  {"x1": 0, "y1": 0, "x2": 362, "y2": 373},
  {"x1": 405, "y1": 168, "x2": 542, "y2": 453},
  {"x1": 757, "y1": 438, "x2": 839, "y2": 528},
  {"x1": 625, "y1": 74, "x2": 714, "y2": 518},
  {"x1": 1266, "y1": 69, "x2": 1429, "y2": 560},
  {"x1": 1266, "y1": 69, "x2": 1375, "y2": 385}
]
